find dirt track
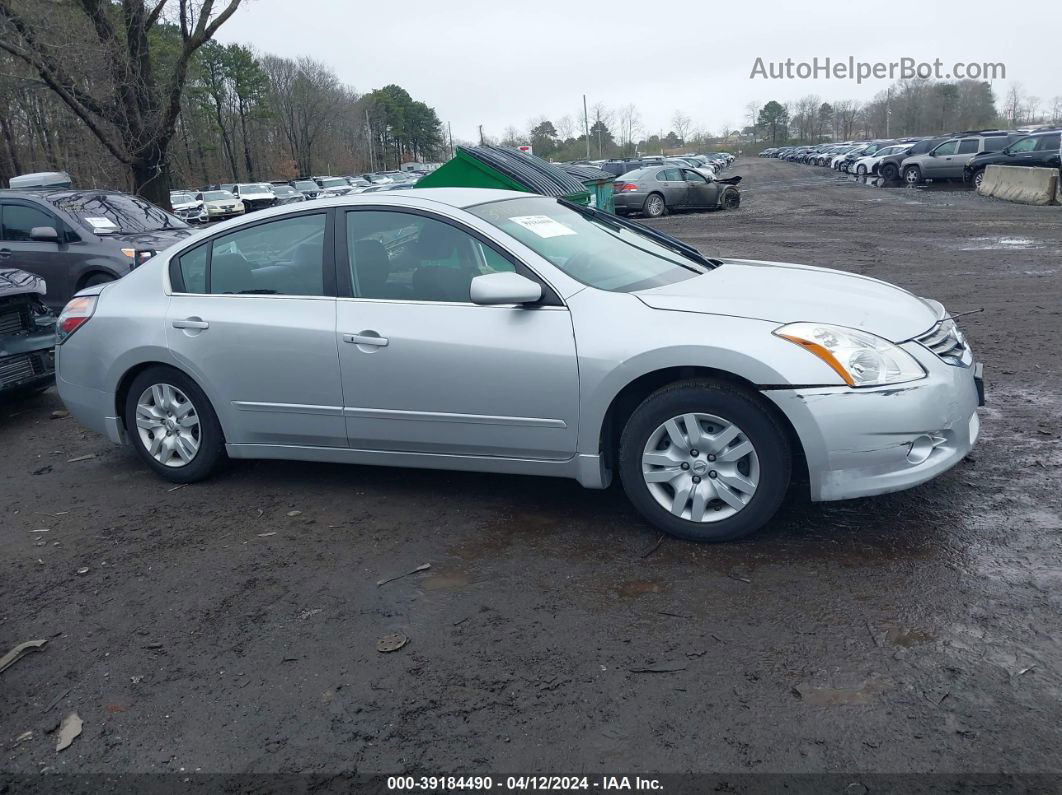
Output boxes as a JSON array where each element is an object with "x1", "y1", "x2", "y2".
[{"x1": 2, "y1": 157, "x2": 1061, "y2": 779}]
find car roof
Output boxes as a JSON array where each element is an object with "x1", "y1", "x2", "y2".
[{"x1": 0, "y1": 188, "x2": 127, "y2": 201}]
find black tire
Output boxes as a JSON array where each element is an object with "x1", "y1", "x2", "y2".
[
  {"x1": 903, "y1": 166, "x2": 922, "y2": 186},
  {"x1": 721, "y1": 189, "x2": 741, "y2": 210},
  {"x1": 856, "y1": 164, "x2": 867, "y2": 176},
  {"x1": 642, "y1": 193, "x2": 666, "y2": 218},
  {"x1": 880, "y1": 163, "x2": 899, "y2": 181},
  {"x1": 618, "y1": 379, "x2": 791, "y2": 542},
  {"x1": 82, "y1": 273, "x2": 115, "y2": 288},
  {"x1": 123, "y1": 365, "x2": 225, "y2": 483},
  {"x1": 971, "y1": 168, "x2": 985, "y2": 189}
]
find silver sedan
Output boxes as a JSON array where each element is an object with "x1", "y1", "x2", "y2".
[{"x1": 55, "y1": 189, "x2": 983, "y2": 542}]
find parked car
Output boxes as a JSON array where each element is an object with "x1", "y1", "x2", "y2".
[
  {"x1": 613, "y1": 167, "x2": 741, "y2": 217},
  {"x1": 852, "y1": 143, "x2": 914, "y2": 177},
  {"x1": 315, "y1": 177, "x2": 357, "y2": 197},
  {"x1": 840, "y1": 141, "x2": 894, "y2": 172},
  {"x1": 963, "y1": 131, "x2": 1061, "y2": 188},
  {"x1": 170, "y1": 191, "x2": 207, "y2": 223},
  {"x1": 196, "y1": 190, "x2": 245, "y2": 220},
  {"x1": 232, "y1": 183, "x2": 277, "y2": 212},
  {"x1": 0, "y1": 189, "x2": 192, "y2": 308},
  {"x1": 291, "y1": 179, "x2": 325, "y2": 200},
  {"x1": 0, "y1": 267, "x2": 56, "y2": 397},
  {"x1": 269, "y1": 184, "x2": 305, "y2": 206},
  {"x1": 900, "y1": 134, "x2": 1013, "y2": 185},
  {"x1": 54, "y1": 188, "x2": 984, "y2": 542}
]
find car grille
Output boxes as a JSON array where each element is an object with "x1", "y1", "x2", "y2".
[
  {"x1": 0, "y1": 350, "x2": 52, "y2": 387},
  {"x1": 0, "y1": 304, "x2": 31, "y2": 335},
  {"x1": 916, "y1": 319, "x2": 969, "y2": 365}
]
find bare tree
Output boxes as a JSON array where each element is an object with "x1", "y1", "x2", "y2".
[
  {"x1": 618, "y1": 104, "x2": 641, "y2": 156},
  {"x1": 555, "y1": 114, "x2": 574, "y2": 140},
  {"x1": 0, "y1": 0, "x2": 242, "y2": 206},
  {"x1": 670, "y1": 110, "x2": 692, "y2": 144}
]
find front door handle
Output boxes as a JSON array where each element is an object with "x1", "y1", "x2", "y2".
[
  {"x1": 343, "y1": 332, "x2": 388, "y2": 347},
  {"x1": 172, "y1": 318, "x2": 209, "y2": 330}
]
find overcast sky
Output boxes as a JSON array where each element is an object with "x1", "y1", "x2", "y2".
[{"x1": 218, "y1": 0, "x2": 1060, "y2": 141}]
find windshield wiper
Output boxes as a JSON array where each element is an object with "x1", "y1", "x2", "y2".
[{"x1": 558, "y1": 199, "x2": 719, "y2": 271}]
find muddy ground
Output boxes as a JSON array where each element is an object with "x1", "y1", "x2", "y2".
[{"x1": 2, "y1": 158, "x2": 1061, "y2": 780}]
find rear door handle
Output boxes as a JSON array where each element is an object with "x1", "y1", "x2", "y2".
[
  {"x1": 343, "y1": 332, "x2": 388, "y2": 347},
  {"x1": 172, "y1": 318, "x2": 209, "y2": 330}
]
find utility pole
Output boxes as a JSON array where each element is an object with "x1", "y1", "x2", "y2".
[
  {"x1": 885, "y1": 87, "x2": 891, "y2": 137},
  {"x1": 478, "y1": 125, "x2": 484, "y2": 145},
  {"x1": 583, "y1": 94, "x2": 590, "y2": 158},
  {"x1": 365, "y1": 109, "x2": 375, "y2": 172},
  {"x1": 447, "y1": 121, "x2": 454, "y2": 160}
]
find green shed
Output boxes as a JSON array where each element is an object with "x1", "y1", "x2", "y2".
[
  {"x1": 559, "y1": 163, "x2": 616, "y2": 214},
  {"x1": 416, "y1": 145, "x2": 592, "y2": 205}
]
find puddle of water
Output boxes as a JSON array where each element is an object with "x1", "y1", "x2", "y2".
[
  {"x1": 959, "y1": 237, "x2": 1043, "y2": 251},
  {"x1": 422, "y1": 570, "x2": 472, "y2": 591},
  {"x1": 886, "y1": 627, "x2": 935, "y2": 648}
]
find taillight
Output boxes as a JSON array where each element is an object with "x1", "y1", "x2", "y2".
[
  {"x1": 616, "y1": 183, "x2": 639, "y2": 192},
  {"x1": 56, "y1": 295, "x2": 97, "y2": 343}
]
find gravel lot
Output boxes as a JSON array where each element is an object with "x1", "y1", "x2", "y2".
[{"x1": 2, "y1": 157, "x2": 1061, "y2": 779}]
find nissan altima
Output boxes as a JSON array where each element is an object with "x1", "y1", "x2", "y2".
[{"x1": 54, "y1": 189, "x2": 984, "y2": 542}]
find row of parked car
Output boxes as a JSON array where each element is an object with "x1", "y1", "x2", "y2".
[
  {"x1": 169, "y1": 171, "x2": 426, "y2": 224},
  {"x1": 571, "y1": 152, "x2": 735, "y2": 179},
  {"x1": 760, "y1": 128, "x2": 1062, "y2": 187}
]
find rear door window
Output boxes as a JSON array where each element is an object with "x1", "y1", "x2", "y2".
[
  {"x1": 1035, "y1": 133, "x2": 1061, "y2": 151},
  {"x1": 957, "y1": 139, "x2": 980, "y2": 154}
]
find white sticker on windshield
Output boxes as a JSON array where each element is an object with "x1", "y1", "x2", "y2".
[
  {"x1": 83, "y1": 216, "x2": 118, "y2": 231},
  {"x1": 509, "y1": 215, "x2": 576, "y2": 238}
]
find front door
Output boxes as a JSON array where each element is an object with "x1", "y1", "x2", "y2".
[
  {"x1": 924, "y1": 140, "x2": 958, "y2": 178},
  {"x1": 165, "y1": 210, "x2": 346, "y2": 447},
  {"x1": 0, "y1": 200, "x2": 76, "y2": 308},
  {"x1": 336, "y1": 208, "x2": 579, "y2": 460},
  {"x1": 682, "y1": 169, "x2": 721, "y2": 208}
]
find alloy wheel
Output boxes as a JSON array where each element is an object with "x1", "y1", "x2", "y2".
[
  {"x1": 641, "y1": 412, "x2": 760, "y2": 523},
  {"x1": 135, "y1": 383, "x2": 201, "y2": 467},
  {"x1": 646, "y1": 195, "x2": 665, "y2": 217}
]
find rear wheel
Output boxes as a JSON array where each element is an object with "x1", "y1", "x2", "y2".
[
  {"x1": 124, "y1": 366, "x2": 225, "y2": 483},
  {"x1": 643, "y1": 193, "x2": 666, "y2": 218},
  {"x1": 618, "y1": 379, "x2": 791, "y2": 542},
  {"x1": 904, "y1": 166, "x2": 923, "y2": 185},
  {"x1": 881, "y1": 163, "x2": 899, "y2": 181}
]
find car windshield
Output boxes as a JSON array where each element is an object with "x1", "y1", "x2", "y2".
[
  {"x1": 202, "y1": 191, "x2": 235, "y2": 201},
  {"x1": 170, "y1": 192, "x2": 195, "y2": 204},
  {"x1": 239, "y1": 183, "x2": 272, "y2": 193},
  {"x1": 468, "y1": 196, "x2": 708, "y2": 292},
  {"x1": 49, "y1": 192, "x2": 188, "y2": 234}
]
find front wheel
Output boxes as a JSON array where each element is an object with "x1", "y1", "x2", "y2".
[
  {"x1": 972, "y1": 169, "x2": 985, "y2": 189},
  {"x1": 124, "y1": 366, "x2": 226, "y2": 483},
  {"x1": 721, "y1": 189, "x2": 741, "y2": 210},
  {"x1": 643, "y1": 193, "x2": 666, "y2": 218},
  {"x1": 880, "y1": 163, "x2": 899, "y2": 181},
  {"x1": 904, "y1": 166, "x2": 923, "y2": 185},
  {"x1": 618, "y1": 380, "x2": 791, "y2": 542},
  {"x1": 856, "y1": 164, "x2": 867, "y2": 176}
]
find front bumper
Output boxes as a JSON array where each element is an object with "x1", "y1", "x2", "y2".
[
  {"x1": 1, "y1": 330, "x2": 55, "y2": 393},
  {"x1": 765, "y1": 346, "x2": 983, "y2": 502}
]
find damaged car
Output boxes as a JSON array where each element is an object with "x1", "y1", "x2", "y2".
[
  {"x1": 55, "y1": 189, "x2": 983, "y2": 543},
  {"x1": 1, "y1": 267, "x2": 56, "y2": 397},
  {"x1": 613, "y1": 167, "x2": 741, "y2": 217}
]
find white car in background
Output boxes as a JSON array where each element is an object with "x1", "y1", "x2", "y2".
[
  {"x1": 169, "y1": 191, "x2": 207, "y2": 223},
  {"x1": 196, "y1": 190, "x2": 244, "y2": 220},
  {"x1": 852, "y1": 144, "x2": 913, "y2": 177}
]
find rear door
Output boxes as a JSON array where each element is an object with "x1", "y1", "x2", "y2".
[
  {"x1": 659, "y1": 169, "x2": 687, "y2": 207},
  {"x1": 945, "y1": 138, "x2": 981, "y2": 177},
  {"x1": 166, "y1": 210, "x2": 346, "y2": 448},
  {"x1": 1031, "y1": 133, "x2": 1061, "y2": 168}
]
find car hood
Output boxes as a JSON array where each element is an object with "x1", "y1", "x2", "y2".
[
  {"x1": 172, "y1": 200, "x2": 201, "y2": 209},
  {"x1": 103, "y1": 228, "x2": 193, "y2": 251},
  {"x1": 0, "y1": 267, "x2": 46, "y2": 298},
  {"x1": 635, "y1": 259, "x2": 939, "y2": 341}
]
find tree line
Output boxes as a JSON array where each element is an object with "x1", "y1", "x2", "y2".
[
  {"x1": 749, "y1": 79, "x2": 1062, "y2": 146},
  {"x1": 0, "y1": 0, "x2": 446, "y2": 207}
]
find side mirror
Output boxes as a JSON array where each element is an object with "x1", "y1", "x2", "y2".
[
  {"x1": 30, "y1": 226, "x2": 60, "y2": 242},
  {"x1": 470, "y1": 272, "x2": 542, "y2": 306}
]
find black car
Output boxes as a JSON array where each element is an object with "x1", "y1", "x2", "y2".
[
  {"x1": 0, "y1": 267, "x2": 56, "y2": 397},
  {"x1": 0, "y1": 189, "x2": 192, "y2": 309},
  {"x1": 963, "y1": 130, "x2": 1062, "y2": 188}
]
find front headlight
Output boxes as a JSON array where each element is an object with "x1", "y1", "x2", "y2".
[{"x1": 774, "y1": 322, "x2": 926, "y2": 387}]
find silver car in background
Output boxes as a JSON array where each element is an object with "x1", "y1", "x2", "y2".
[{"x1": 55, "y1": 189, "x2": 984, "y2": 542}]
